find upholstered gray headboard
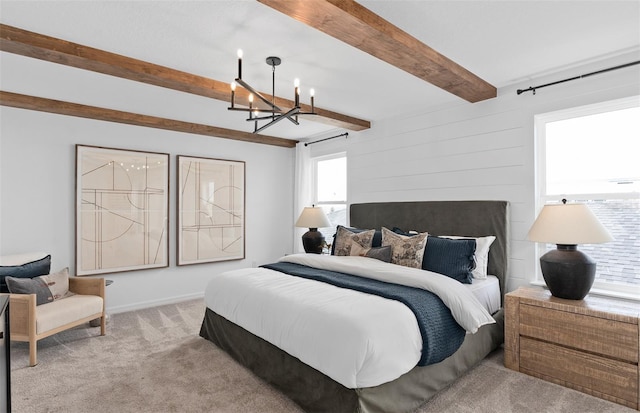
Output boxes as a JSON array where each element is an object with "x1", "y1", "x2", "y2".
[{"x1": 350, "y1": 201, "x2": 509, "y2": 296}]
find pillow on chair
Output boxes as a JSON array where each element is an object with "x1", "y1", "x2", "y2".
[
  {"x1": 0, "y1": 254, "x2": 51, "y2": 293},
  {"x1": 6, "y1": 267, "x2": 73, "y2": 306}
]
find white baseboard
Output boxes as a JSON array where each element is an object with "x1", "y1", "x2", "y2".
[{"x1": 107, "y1": 292, "x2": 205, "y2": 314}]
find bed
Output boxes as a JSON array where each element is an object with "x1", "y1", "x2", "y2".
[{"x1": 200, "y1": 200, "x2": 509, "y2": 413}]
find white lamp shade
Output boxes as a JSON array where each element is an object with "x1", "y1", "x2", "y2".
[
  {"x1": 527, "y1": 203, "x2": 613, "y2": 245},
  {"x1": 295, "y1": 206, "x2": 331, "y2": 229}
]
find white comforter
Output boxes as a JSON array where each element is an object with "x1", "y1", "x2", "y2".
[{"x1": 204, "y1": 254, "x2": 495, "y2": 388}]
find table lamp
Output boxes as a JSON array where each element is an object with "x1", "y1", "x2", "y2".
[
  {"x1": 295, "y1": 206, "x2": 331, "y2": 254},
  {"x1": 527, "y1": 199, "x2": 613, "y2": 299}
]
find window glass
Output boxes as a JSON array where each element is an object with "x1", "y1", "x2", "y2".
[
  {"x1": 536, "y1": 97, "x2": 639, "y2": 297},
  {"x1": 317, "y1": 157, "x2": 346, "y2": 202},
  {"x1": 313, "y1": 154, "x2": 347, "y2": 251},
  {"x1": 545, "y1": 107, "x2": 640, "y2": 195}
]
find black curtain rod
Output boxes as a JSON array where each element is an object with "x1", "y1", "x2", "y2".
[
  {"x1": 517, "y1": 60, "x2": 640, "y2": 95},
  {"x1": 304, "y1": 132, "x2": 349, "y2": 146}
]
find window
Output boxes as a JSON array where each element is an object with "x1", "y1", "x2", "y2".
[
  {"x1": 312, "y1": 153, "x2": 347, "y2": 248},
  {"x1": 535, "y1": 96, "x2": 640, "y2": 299}
]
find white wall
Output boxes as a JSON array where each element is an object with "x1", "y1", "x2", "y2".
[
  {"x1": 345, "y1": 52, "x2": 640, "y2": 293},
  {"x1": 0, "y1": 107, "x2": 295, "y2": 313}
]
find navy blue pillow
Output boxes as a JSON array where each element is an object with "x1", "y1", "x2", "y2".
[
  {"x1": 422, "y1": 237, "x2": 476, "y2": 284},
  {"x1": 0, "y1": 255, "x2": 51, "y2": 293},
  {"x1": 392, "y1": 228, "x2": 476, "y2": 283},
  {"x1": 331, "y1": 226, "x2": 382, "y2": 255}
]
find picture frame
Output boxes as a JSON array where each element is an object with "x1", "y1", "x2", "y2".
[
  {"x1": 76, "y1": 145, "x2": 170, "y2": 276},
  {"x1": 177, "y1": 155, "x2": 245, "y2": 265}
]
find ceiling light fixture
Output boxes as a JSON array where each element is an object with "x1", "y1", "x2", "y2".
[{"x1": 228, "y1": 49, "x2": 317, "y2": 134}]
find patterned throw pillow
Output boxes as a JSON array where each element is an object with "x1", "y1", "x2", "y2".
[
  {"x1": 333, "y1": 226, "x2": 375, "y2": 256},
  {"x1": 381, "y1": 227, "x2": 428, "y2": 268},
  {"x1": 5, "y1": 267, "x2": 74, "y2": 305}
]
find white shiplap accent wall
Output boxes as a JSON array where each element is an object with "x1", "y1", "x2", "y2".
[{"x1": 347, "y1": 52, "x2": 640, "y2": 293}]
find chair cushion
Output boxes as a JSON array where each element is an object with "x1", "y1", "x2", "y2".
[{"x1": 36, "y1": 294, "x2": 103, "y2": 334}]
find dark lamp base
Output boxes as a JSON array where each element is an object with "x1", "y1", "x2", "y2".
[
  {"x1": 540, "y1": 245, "x2": 596, "y2": 300},
  {"x1": 301, "y1": 228, "x2": 325, "y2": 254}
]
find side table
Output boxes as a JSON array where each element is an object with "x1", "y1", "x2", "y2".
[{"x1": 504, "y1": 287, "x2": 640, "y2": 410}]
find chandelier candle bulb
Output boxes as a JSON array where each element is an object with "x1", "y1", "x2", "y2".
[
  {"x1": 230, "y1": 82, "x2": 236, "y2": 108},
  {"x1": 310, "y1": 88, "x2": 315, "y2": 111},
  {"x1": 237, "y1": 49, "x2": 243, "y2": 79},
  {"x1": 294, "y1": 78, "x2": 300, "y2": 107}
]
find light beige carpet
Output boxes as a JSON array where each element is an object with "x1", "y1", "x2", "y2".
[{"x1": 10, "y1": 299, "x2": 634, "y2": 413}]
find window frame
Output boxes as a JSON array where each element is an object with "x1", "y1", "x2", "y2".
[{"x1": 533, "y1": 96, "x2": 639, "y2": 300}]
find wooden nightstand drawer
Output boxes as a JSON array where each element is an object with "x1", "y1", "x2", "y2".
[
  {"x1": 520, "y1": 303, "x2": 639, "y2": 363},
  {"x1": 521, "y1": 337, "x2": 638, "y2": 407}
]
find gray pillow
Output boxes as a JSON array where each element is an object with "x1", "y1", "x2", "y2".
[
  {"x1": 5, "y1": 276, "x2": 54, "y2": 305},
  {"x1": 364, "y1": 246, "x2": 392, "y2": 263}
]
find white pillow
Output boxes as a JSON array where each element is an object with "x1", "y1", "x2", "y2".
[{"x1": 441, "y1": 236, "x2": 496, "y2": 279}]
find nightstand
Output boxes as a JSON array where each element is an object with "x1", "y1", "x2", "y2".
[{"x1": 504, "y1": 287, "x2": 640, "y2": 410}]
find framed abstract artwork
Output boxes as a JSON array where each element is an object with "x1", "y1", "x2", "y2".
[
  {"x1": 76, "y1": 145, "x2": 170, "y2": 276},
  {"x1": 177, "y1": 155, "x2": 245, "y2": 265}
]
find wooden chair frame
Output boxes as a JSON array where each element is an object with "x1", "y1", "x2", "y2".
[{"x1": 8, "y1": 277, "x2": 106, "y2": 366}]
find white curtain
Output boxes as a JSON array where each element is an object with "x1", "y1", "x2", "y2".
[{"x1": 294, "y1": 142, "x2": 313, "y2": 253}]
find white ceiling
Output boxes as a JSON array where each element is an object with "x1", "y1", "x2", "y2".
[{"x1": 1, "y1": 1, "x2": 639, "y2": 141}]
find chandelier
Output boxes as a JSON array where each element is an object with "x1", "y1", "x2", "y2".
[{"x1": 228, "y1": 50, "x2": 317, "y2": 134}]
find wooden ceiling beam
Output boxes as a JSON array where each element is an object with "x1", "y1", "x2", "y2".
[
  {"x1": 258, "y1": 0, "x2": 497, "y2": 103},
  {"x1": 0, "y1": 23, "x2": 370, "y2": 132},
  {"x1": 0, "y1": 91, "x2": 298, "y2": 148}
]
